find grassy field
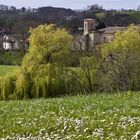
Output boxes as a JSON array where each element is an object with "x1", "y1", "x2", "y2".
[
  {"x1": 0, "y1": 92, "x2": 140, "y2": 139},
  {"x1": 0, "y1": 65, "x2": 18, "y2": 76}
]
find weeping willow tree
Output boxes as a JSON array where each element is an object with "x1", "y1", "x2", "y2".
[
  {"x1": 14, "y1": 24, "x2": 81, "y2": 99},
  {"x1": 0, "y1": 24, "x2": 81, "y2": 100},
  {"x1": 0, "y1": 74, "x2": 16, "y2": 100},
  {"x1": 15, "y1": 68, "x2": 31, "y2": 99},
  {"x1": 22, "y1": 24, "x2": 73, "y2": 69}
]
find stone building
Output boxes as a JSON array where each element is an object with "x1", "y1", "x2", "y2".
[
  {"x1": 74, "y1": 19, "x2": 127, "y2": 51},
  {"x1": 2, "y1": 35, "x2": 19, "y2": 50}
]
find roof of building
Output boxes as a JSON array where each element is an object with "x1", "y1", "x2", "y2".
[
  {"x1": 3, "y1": 35, "x2": 17, "y2": 42},
  {"x1": 84, "y1": 18, "x2": 96, "y2": 22},
  {"x1": 98, "y1": 26, "x2": 127, "y2": 34}
]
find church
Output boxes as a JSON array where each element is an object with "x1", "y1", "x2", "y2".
[{"x1": 74, "y1": 19, "x2": 127, "y2": 51}]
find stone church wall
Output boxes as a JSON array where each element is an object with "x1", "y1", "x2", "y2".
[{"x1": 101, "y1": 33, "x2": 115, "y2": 43}]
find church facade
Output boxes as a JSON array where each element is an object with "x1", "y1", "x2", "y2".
[{"x1": 74, "y1": 19, "x2": 127, "y2": 51}]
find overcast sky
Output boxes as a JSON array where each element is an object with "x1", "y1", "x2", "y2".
[{"x1": 0, "y1": 0, "x2": 139, "y2": 10}]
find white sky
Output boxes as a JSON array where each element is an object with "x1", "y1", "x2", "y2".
[{"x1": 0, "y1": 0, "x2": 139, "y2": 10}]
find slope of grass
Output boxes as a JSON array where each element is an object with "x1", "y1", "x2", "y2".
[
  {"x1": 0, "y1": 65, "x2": 18, "y2": 76},
  {"x1": 0, "y1": 92, "x2": 140, "y2": 139}
]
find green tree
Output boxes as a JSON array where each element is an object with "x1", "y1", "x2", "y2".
[
  {"x1": 16, "y1": 24, "x2": 80, "y2": 98},
  {"x1": 0, "y1": 24, "x2": 82, "y2": 100},
  {"x1": 22, "y1": 24, "x2": 72, "y2": 69},
  {"x1": 80, "y1": 56, "x2": 101, "y2": 92},
  {"x1": 101, "y1": 25, "x2": 140, "y2": 91}
]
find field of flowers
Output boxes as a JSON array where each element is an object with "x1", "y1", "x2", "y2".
[{"x1": 0, "y1": 92, "x2": 140, "y2": 139}]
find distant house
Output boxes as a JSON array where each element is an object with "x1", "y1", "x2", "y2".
[
  {"x1": 3, "y1": 35, "x2": 19, "y2": 50},
  {"x1": 0, "y1": 28, "x2": 20, "y2": 51}
]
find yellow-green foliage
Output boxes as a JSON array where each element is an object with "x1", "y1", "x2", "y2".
[
  {"x1": 32, "y1": 64, "x2": 64, "y2": 98},
  {"x1": 102, "y1": 25, "x2": 140, "y2": 57},
  {"x1": 0, "y1": 74, "x2": 16, "y2": 100},
  {"x1": 101, "y1": 25, "x2": 140, "y2": 91},
  {"x1": 0, "y1": 24, "x2": 76, "y2": 100},
  {"x1": 22, "y1": 24, "x2": 73, "y2": 70},
  {"x1": 0, "y1": 24, "x2": 140, "y2": 100},
  {"x1": 13, "y1": 24, "x2": 78, "y2": 99},
  {"x1": 15, "y1": 68, "x2": 31, "y2": 99},
  {"x1": 80, "y1": 56, "x2": 101, "y2": 91}
]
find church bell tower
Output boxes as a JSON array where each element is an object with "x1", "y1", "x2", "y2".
[{"x1": 84, "y1": 19, "x2": 96, "y2": 35}]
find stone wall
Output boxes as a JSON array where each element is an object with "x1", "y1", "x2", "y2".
[
  {"x1": 73, "y1": 33, "x2": 101, "y2": 51},
  {"x1": 73, "y1": 35, "x2": 86, "y2": 51},
  {"x1": 73, "y1": 32, "x2": 115, "y2": 52}
]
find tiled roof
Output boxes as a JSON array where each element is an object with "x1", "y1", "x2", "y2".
[
  {"x1": 84, "y1": 18, "x2": 96, "y2": 21},
  {"x1": 99, "y1": 27, "x2": 127, "y2": 34}
]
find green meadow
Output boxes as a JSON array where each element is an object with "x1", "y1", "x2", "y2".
[
  {"x1": 0, "y1": 92, "x2": 140, "y2": 139},
  {"x1": 0, "y1": 65, "x2": 18, "y2": 76}
]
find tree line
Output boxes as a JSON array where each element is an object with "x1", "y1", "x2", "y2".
[{"x1": 0, "y1": 4, "x2": 140, "y2": 35}]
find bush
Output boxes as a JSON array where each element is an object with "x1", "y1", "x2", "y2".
[
  {"x1": 0, "y1": 51, "x2": 25, "y2": 65},
  {"x1": 100, "y1": 25, "x2": 140, "y2": 92}
]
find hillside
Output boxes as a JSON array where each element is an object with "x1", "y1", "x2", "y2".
[
  {"x1": 0, "y1": 5, "x2": 140, "y2": 35},
  {"x1": 0, "y1": 92, "x2": 140, "y2": 139}
]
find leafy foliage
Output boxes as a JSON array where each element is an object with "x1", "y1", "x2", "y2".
[
  {"x1": 80, "y1": 56, "x2": 101, "y2": 92},
  {"x1": 0, "y1": 51, "x2": 24, "y2": 65},
  {"x1": 0, "y1": 25, "x2": 140, "y2": 100},
  {"x1": 101, "y1": 25, "x2": 140, "y2": 91},
  {"x1": 0, "y1": 24, "x2": 81, "y2": 100}
]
